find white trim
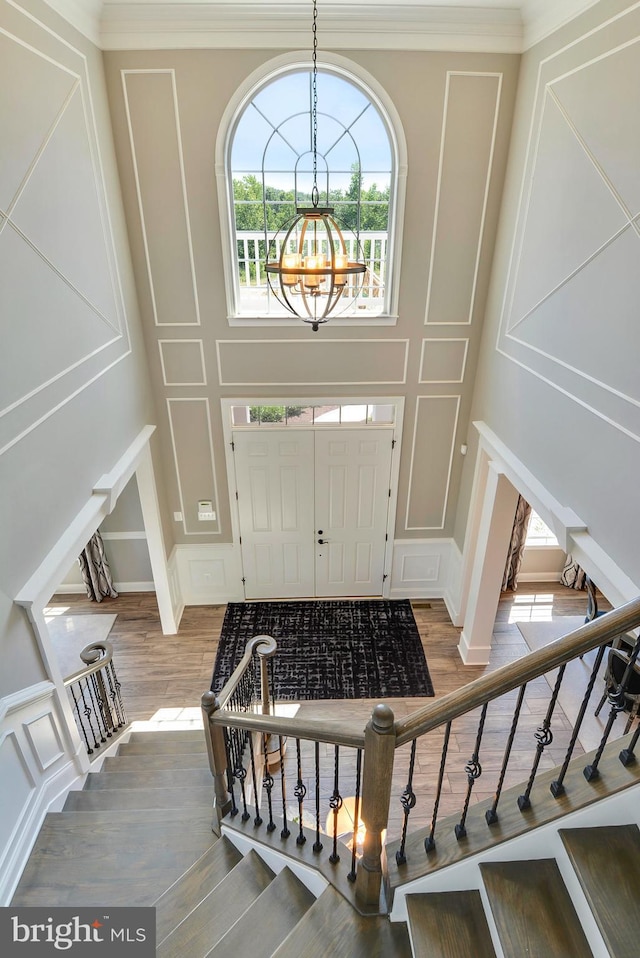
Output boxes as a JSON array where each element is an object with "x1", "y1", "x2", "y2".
[
  {"x1": 158, "y1": 339, "x2": 207, "y2": 386},
  {"x1": 425, "y1": 71, "x2": 503, "y2": 326},
  {"x1": 215, "y1": 51, "x2": 407, "y2": 326},
  {"x1": 418, "y1": 338, "x2": 469, "y2": 384},
  {"x1": 405, "y1": 395, "x2": 461, "y2": 531},
  {"x1": 121, "y1": 68, "x2": 201, "y2": 328},
  {"x1": 166, "y1": 398, "x2": 221, "y2": 536},
  {"x1": 389, "y1": 539, "x2": 452, "y2": 599},
  {"x1": 99, "y1": 530, "x2": 147, "y2": 540}
]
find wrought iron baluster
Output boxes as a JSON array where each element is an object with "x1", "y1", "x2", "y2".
[
  {"x1": 249, "y1": 733, "x2": 262, "y2": 825},
  {"x1": 222, "y1": 727, "x2": 238, "y2": 817},
  {"x1": 456, "y1": 703, "x2": 488, "y2": 840},
  {"x1": 231, "y1": 727, "x2": 250, "y2": 821},
  {"x1": 328, "y1": 745, "x2": 343, "y2": 864},
  {"x1": 279, "y1": 735, "x2": 290, "y2": 839},
  {"x1": 585, "y1": 637, "x2": 640, "y2": 781},
  {"x1": 395, "y1": 739, "x2": 417, "y2": 865},
  {"x1": 347, "y1": 748, "x2": 362, "y2": 882},
  {"x1": 313, "y1": 741, "x2": 323, "y2": 853},
  {"x1": 486, "y1": 684, "x2": 526, "y2": 825},
  {"x1": 106, "y1": 663, "x2": 126, "y2": 729},
  {"x1": 425, "y1": 721, "x2": 451, "y2": 853},
  {"x1": 70, "y1": 684, "x2": 93, "y2": 754},
  {"x1": 620, "y1": 720, "x2": 640, "y2": 766},
  {"x1": 86, "y1": 675, "x2": 107, "y2": 744},
  {"x1": 262, "y1": 734, "x2": 276, "y2": 832},
  {"x1": 78, "y1": 677, "x2": 101, "y2": 751},
  {"x1": 518, "y1": 663, "x2": 567, "y2": 809},
  {"x1": 551, "y1": 644, "x2": 608, "y2": 796},
  {"x1": 294, "y1": 738, "x2": 306, "y2": 846},
  {"x1": 89, "y1": 673, "x2": 110, "y2": 741}
]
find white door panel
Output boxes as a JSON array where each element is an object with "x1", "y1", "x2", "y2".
[
  {"x1": 315, "y1": 429, "x2": 393, "y2": 596},
  {"x1": 234, "y1": 427, "x2": 393, "y2": 598},
  {"x1": 234, "y1": 430, "x2": 315, "y2": 599}
]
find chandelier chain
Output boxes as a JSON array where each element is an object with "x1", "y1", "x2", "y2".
[{"x1": 311, "y1": 0, "x2": 319, "y2": 207}]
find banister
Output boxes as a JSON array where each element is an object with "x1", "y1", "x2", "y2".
[
  {"x1": 203, "y1": 697, "x2": 365, "y2": 749},
  {"x1": 216, "y1": 634, "x2": 277, "y2": 709},
  {"x1": 63, "y1": 641, "x2": 114, "y2": 687},
  {"x1": 395, "y1": 595, "x2": 640, "y2": 747}
]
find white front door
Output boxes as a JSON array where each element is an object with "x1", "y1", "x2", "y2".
[
  {"x1": 234, "y1": 427, "x2": 394, "y2": 599},
  {"x1": 233, "y1": 430, "x2": 315, "y2": 599},
  {"x1": 314, "y1": 429, "x2": 393, "y2": 597}
]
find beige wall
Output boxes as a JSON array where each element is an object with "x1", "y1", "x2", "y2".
[
  {"x1": 0, "y1": 0, "x2": 157, "y2": 693},
  {"x1": 102, "y1": 47, "x2": 519, "y2": 546},
  {"x1": 466, "y1": 0, "x2": 640, "y2": 590}
]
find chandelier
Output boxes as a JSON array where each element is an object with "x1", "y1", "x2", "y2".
[{"x1": 264, "y1": 0, "x2": 367, "y2": 331}]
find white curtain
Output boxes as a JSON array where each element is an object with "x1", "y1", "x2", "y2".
[{"x1": 78, "y1": 530, "x2": 118, "y2": 602}]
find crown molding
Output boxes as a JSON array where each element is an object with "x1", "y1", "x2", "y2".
[{"x1": 39, "y1": 0, "x2": 608, "y2": 53}]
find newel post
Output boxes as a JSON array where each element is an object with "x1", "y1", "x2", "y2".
[
  {"x1": 201, "y1": 691, "x2": 232, "y2": 828},
  {"x1": 356, "y1": 703, "x2": 396, "y2": 910}
]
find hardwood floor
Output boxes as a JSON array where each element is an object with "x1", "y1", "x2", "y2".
[{"x1": 48, "y1": 584, "x2": 610, "y2": 842}]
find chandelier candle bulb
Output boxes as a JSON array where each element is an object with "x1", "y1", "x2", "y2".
[{"x1": 281, "y1": 252, "x2": 302, "y2": 286}]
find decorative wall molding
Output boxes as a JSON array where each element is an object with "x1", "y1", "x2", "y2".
[
  {"x1": 0, "y1": 681, "x2": 82, "y2": 905},
  {"x1": 172, "y1": 543, "x2": 244, "y2": 605},
  {"x1": 166, "y1": 398, "x2": 221, "y2": 536},
  {"x1": 389, "y1": 538, "x2": 453, "y2": 599},
  {"x1": 405, "y1": 395, "x2": 461, "y2": 531},
  {"x1": 419, "y1": 338, "x2": 469, "y2": 383}
]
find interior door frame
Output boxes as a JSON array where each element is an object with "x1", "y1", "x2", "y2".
[{"x1": 220, "y1": 396, "x2": 405, "y2": 599}]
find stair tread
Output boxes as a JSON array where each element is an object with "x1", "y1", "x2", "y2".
[
  {"x1": 206, "y1": 866, "x2": 316, "y2": 958},
  {"x1": 480, "y1": 859, "x2": 594, "y2": 958},
  {"x1": 154, "y1": 837, "x2": 243, "y2": 942},
  {"x1": 11, "y1": 808, "x2": 217, "y2": 907},
  {"x1": 83, "y1": 768, "x2": 212, "y2": 789},
  {"x1": 118, "y1": 738, "x2": 207, "y2": 756},
  {"x1": 128, "y1": 730, "x2": 205, "y2": 743},
  {"x1": 102, "y1": 752, "x2": 210, "y2": 770},
  {"x1": 406, "y1": 891, "x2": 496, "y2": 958},
  {"x1": 157, "y1": 851, "x2": 276, "y2": 957},
  {"x1": 63, "y1": 785, "x2": 213, "y2": 812},
  {"x1": 560, "y1": 824, "x2": 640, "y2": 958},
  {"x1": 273, "y1": 885, "x2": 412, "y2": 958}
]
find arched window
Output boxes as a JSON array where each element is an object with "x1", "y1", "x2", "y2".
[{"x1": 217, "y1": 53, "x2": 406, "y2": 326}]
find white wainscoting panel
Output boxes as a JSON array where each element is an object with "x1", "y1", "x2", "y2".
[
  {"x1": 0, "y1": 682, "x2": 82, "y2": 904},
  {"x1": 443, "y1": 538, "x2": 464, "y2": 625},
  {"x1": 173, "y1": 544, "x2": 245, "y2": 605},
  {"x1": 390, "y1": 539, "x2": 453, "y2": 599}
]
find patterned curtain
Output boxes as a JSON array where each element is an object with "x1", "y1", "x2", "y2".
[
  {"x1": 78, "y1": 530, "x2": 118, "y2": 602},
  {"x1": 501, "y1": 494, "x2": 532, "y2": 592},
  {"x1": 561, "y1": 553, "x2": 587, "y2": 590}
]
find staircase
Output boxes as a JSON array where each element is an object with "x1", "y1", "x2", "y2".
[{"x1": 11, "y1": 730, "x2": 640, "y2": 957}]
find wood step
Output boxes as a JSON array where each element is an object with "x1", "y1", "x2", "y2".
[
  {"x1": 480, "y1": 859, "x2": 594, "y2": 958},
  {"x1": 118, "y1": 736, "x2": 207, "y2": 755},
  {"x1": 406, "y1": 890, "x2": 496, "y2": 958},
  {"x1": 273, "y1": 885, "x2": 412, "y2": 958},
  {"x1": 154, "y1": 837, "x2": 243, "y2": 943},
  {"x1": 560, "y1": 824, "x2": 640, "y2": 958},
  {"x1": 157, "y1": 851, "x2": 275, "y2": 958},
  {"x1": 11, "y1": 807, "x2": 217, "y2": 907},
  {"x1": 102, "y1": 752, "x2": 210, "y2": 771},
  {"x1": 127, "y1": 730, "x2": 205, "y2": 745},
  {"x1": 83, "y1": 768, "x2": 212, "y2": 790},
  {"x1": 206, "y1": 866, "x2": 316, "y2": 958},
  {"x1": 63, "y1": 785, "x2": 214, "y2": 812}
]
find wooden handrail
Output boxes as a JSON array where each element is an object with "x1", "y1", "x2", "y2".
[
  {"x1": 63, "y1": 641, "x2": 114, "y2": 687},
  {"x1": 216, "y1": 634, "x2": 277, "y2": 709},
  {"x1": 395, "y1": 596, "x2": 640, "y2": 747},
  {"x1": 206, "y1": 704, "x2": 366, "y2": 749}
]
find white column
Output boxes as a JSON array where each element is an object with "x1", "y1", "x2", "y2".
[{"x1": 458, "y1": 463, "x2": 519, "y2": 665}]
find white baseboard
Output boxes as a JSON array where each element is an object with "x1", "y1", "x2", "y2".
[{"x1": 517, "y1": 573, "x2": 563, "y2": 583}]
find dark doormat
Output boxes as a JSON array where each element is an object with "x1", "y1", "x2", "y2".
[{"x1": 211, "y1": 599, "x2": 434, "y2": 700}]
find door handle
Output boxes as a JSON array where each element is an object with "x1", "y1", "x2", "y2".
[{"x1": 318, "y1": 538, "x2": 328, "y2": 544}]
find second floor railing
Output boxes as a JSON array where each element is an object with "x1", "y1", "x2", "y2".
[{"x1": 202, "y1": 595, "x2": 640, "y2": 912}]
